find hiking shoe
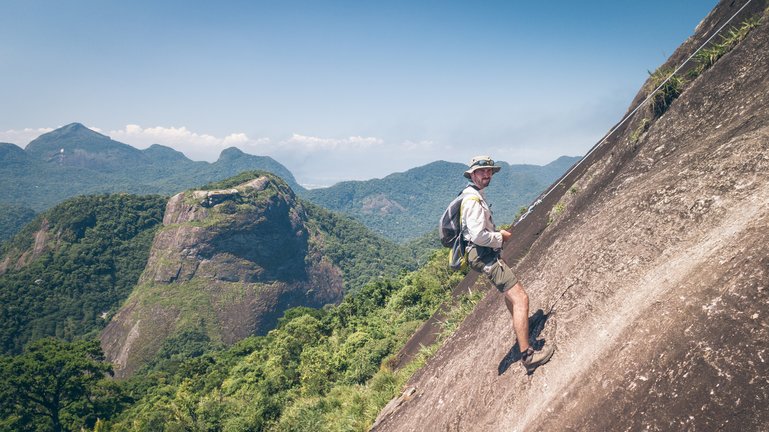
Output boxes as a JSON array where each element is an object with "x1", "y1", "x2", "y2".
[{"x1": 522, "y1": 344, "x2": 555, "y2": 374}]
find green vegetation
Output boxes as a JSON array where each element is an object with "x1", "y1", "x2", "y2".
[
  {"x1": 514, "y1": 206, "x2": 529, "y2": 221},
  {"x1": 548, "y1": 202, "x2": 567, "y2": 225},
  {"x1": 0, "y1": 124, "x2": 304, "y2": 217},
  {"x1": 0, "y1": 183, "x2": 461, "y2": 430},
  {"x1": 0, "y1": 194, "x2": 167, "y2": 354},
  {"x1": 630, "y1": 118, "x2": 651, "y2": 144},
  {"x1": 305, "y1": 202, "x2": 417, "y2": 292},
  {"x1": 0, "y1": 204, "x2": 35, "y2": 243},
  {"x1": 10, "y1": 250, "x2": 463, "y2": 431},
  {"x1": 0, "y1": 338, "x2": 122, "y2": 432},
  {"x1": 0, "y1": 170, "x2": 422, "y2": 363},
  {"x1": 105, "y1": 250, "x2": 467, "y2": 430},
  {"x1": 305, "y1": 158, "x2": 580, "y2": 243},
  {"x1": 647, "y1": 66, "x2": 687, "y2": 119},
  {"x1": 692, "y1": 15, "x2": 762, "y2": 77},
  {"x1": 635, "y1": 14, "x2": 763, "y2": 141},
  {"x1": 403, "y1": 229, "x2": 442, "y2": 267}
]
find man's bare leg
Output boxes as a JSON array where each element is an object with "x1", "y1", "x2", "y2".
[{"x1": 504, "y1": 282, "x2": 530, "y2": 352}]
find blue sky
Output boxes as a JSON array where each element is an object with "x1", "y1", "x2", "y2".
[{"x1": 1, "y1": 0, "x2": 718, "y2": 187}]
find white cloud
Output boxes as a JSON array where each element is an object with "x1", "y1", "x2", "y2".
[
  {"x1": 401, "y1": 139, "x2": 435, "y2": 151},
  {"x1": 270, "y1": 136, "x2": 448, "y2": 187},
  {"x1": 0, "y1": 127, "x2": 54, "y2": 146},
  {"x1": 283, "y1": 133, "x2": 384, "y2": 152},
  {"x1": 108, "y1": 124, "x2": 270, "y2": 162}
]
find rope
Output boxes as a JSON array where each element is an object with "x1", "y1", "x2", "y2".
[{"x1": 514, "y1": 0, "x2": 756, "y2": 226}]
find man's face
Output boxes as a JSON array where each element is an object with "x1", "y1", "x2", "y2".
[{"x1": 470, "y1": 167, "x2": 494, "y2": 189}]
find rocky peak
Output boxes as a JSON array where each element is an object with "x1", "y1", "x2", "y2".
[{"x1": 101, "y1": 173, "x2": 344, "y2": 377}]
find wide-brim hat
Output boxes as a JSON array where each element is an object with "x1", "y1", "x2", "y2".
[{"x1": 464, "y1": 155, "x2": 501, "y2": 178}]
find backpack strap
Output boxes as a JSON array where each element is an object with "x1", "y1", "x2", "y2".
[
  {"x1": 459, "y1": 194, "x2": 481, "y2": 242},
  {"x1": 458, "y1": 183, "x2": 480, "y2": 197}
]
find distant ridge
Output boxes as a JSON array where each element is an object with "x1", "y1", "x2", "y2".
[
  {"x1": 141, "y1": 144, "x2": 191, "y2": 163},
  {"x1": 25, "y1": 123, "x2": 146, "y2": 169},
  {"x1": 305, "y1": 156, "x2": 580, "y2": 242},
  {"x1": 0, "y1": 123, "x2": 579, "y2": 243},
  {"x1": 0, "y1": 123, "x2": 304, "y2": 211}
]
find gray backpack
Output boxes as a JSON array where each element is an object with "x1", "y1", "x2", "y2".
[{"x1": 438, "y1": 186, "x2": 480, "y2": 270}]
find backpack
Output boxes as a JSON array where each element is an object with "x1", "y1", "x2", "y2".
[{"x1": 438, "y1": 186, "x2": 480, "y2": 270}]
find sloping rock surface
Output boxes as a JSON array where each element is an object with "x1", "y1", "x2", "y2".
[
  {"x1": 374, "y1": 1, "x2": 769, "y2": 430},
  {"x1": 101, "y1": 174, "x2": 344, "y2": 377}
]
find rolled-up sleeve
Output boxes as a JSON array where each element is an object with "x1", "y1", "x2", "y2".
[{"x1": 462, "y1": 197, "x2": 503, "y2": 249}]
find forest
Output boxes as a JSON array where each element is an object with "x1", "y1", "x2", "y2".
[
  {"x1": 0, "y1": 174, "x2": 469, "y2": 430},
  {"x1": 0, "y1": 194, "x2": 167, "y2": 354},
  {"x1": 0, "y1": 249, "x2": 475, "y2": 431}
]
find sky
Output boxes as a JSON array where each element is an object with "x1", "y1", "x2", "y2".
[{"x1": 1, "y1": 0, "x2": 718, "y2": 188}]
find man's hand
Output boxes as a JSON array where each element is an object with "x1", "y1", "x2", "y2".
[{"x1": 500, "y1": 229, "x2": 512, "y2": 242}]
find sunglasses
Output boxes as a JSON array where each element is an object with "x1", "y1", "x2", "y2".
[{"x1": 471, "y1": 158, "x2": 495, "y2": 168}]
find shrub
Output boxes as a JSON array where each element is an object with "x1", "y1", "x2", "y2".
[{"x1": 647, "y1": 67, "x2": 686, "y2": 118}]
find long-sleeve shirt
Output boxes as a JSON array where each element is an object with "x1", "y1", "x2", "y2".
[{"x1": 460, "y1": 184, "x2": 503, "y2": 250}]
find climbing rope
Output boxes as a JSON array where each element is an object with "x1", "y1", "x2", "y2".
[{"x1": 515, "y1": 0, "x2": 757, "y2": 226}]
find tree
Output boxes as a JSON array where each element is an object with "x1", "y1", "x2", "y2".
[{"x1": 2, "y1": 338, "x2": 117, "y2": 432}]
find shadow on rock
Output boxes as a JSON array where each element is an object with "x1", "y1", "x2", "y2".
[{"x1": 498, "y1": 309, "x2": 551, "y2": 375}]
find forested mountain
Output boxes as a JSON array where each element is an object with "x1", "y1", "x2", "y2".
[
  {"x1": 0, "y1": 123, "x2": 304, "y2": 212},
  {"x1": 100, "y1": 171, "x2": 416, "y2": 377},
  {"x1": 305, "y1": 156, "x2": 580, "y2": 242},
  {"x1": 0, "y1": 170, "x2": 458, "y2": 431},
  {"x1": 0, "y1": 172, "x2": 414, "y2": 362},
  {"x1": 3, "y1": 1, "x2": 767, "y2": 430},
  {"x1": 0, "y1": 194, "x2": 168, "y2": 354},
  {"x1": 0, "y1": 250, "x2": 467, "y2": 431},
  {"x1": 1, "y1": 124, "x2": 577, "y2": 245},
  {"x1": 0, "y1": 203, "x2": 35, "y2": 242}
]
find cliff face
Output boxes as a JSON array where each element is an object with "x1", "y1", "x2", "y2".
[
  {"x1": 374, "y1": 1, "x2": 769, "y2": 430},
  {"x1": 101, "y1": 174, "x2": 344, "y2": 378}
]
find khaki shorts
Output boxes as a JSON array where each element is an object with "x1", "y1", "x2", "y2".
[{"x1": 467, "y1": 246, "x2": 518, "y2": 293}]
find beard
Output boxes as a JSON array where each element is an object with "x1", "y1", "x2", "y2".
[{"x1": 474, "y1": 176, "x2": 491, "y2": 188}]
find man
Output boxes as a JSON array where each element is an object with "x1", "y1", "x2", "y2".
[{"x1": 461, "y1": 155, "x2": 554, "y2": 373}]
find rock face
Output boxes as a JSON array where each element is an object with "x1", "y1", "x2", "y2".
[
  {"x1": 101, "y1": 174, "x2": 344, "y2": 377},
  {"x1": 374, "y1": 1, "x2": 769, "y2": 431},
  {"x1": 0, "y1": 219, "x2": 51, "y2": 275}
]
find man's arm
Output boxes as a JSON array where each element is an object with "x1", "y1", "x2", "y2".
[{"x1": 462, "y1": 198, "x2": 503, "y2": 249}]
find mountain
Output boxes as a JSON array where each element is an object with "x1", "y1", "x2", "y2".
[
  {"x1": 1, "y1": 123, "x2": 577, "y2": 244},
  {"x1": 373, "y1": 1, "x2": 769, "y2": 430},
  {"x1": 0, "y1": 203, "x2": 35, "y2": 243},
  {"x1": 0, "y1": 123, "x2": 305, "y2": 212},
  {"x1": 141, "y1": 143, "x2": 192, "y2": 163},
  {"x1": 0, "y1": 194, "x2": 167, "y2": 354},
  {"x1": 99, "y1": 171, "x2": 414, "y2": 377},
  {"x1": 304, "y1": 156, "x2": 580, "y2": 242},
  {"x1": 24, "y1": 123, "x2": 151, "y2": 171},
  {"x1": 0, "y1": 171, "x2": 413, "y2": 366},
  {"x1": 6, "y1": 1, "x2": 766, "y2": 428},
  {"x1": 0, "y1": 142, "x2": 30, "y2": 164}
]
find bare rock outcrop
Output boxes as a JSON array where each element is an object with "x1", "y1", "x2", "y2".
[
  {"x1": 101, "y1": 174, "x2": 344, "y2": 377},
  {"x1": 0, "y1": 219, "x2": 52, "y2": 275},
  {"x1": 374, "y1": 1, "x2": 769, "y2": 430}
]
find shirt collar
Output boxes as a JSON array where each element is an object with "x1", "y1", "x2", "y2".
[{"x1": 465, "y1": 182, "x2": 487, "y2": 199}]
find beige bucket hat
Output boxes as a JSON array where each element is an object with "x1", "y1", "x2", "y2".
[{"x1": 463, "y1": 155, "x2": 501, "y2": 178}]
